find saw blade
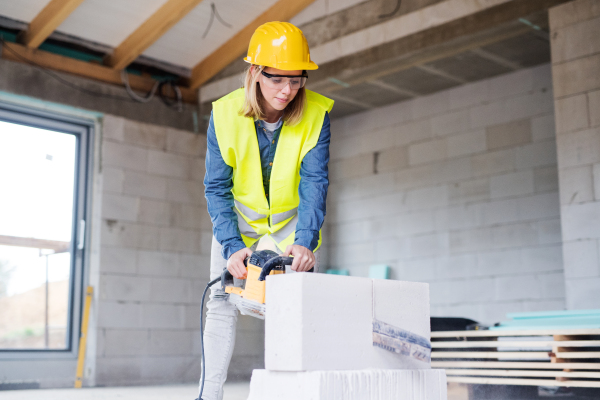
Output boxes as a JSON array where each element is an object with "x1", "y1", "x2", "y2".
[{"x1": 228, "y1": 293, "x2": 266, "y2": 319}]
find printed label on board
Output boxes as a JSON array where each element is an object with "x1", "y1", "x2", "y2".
[{"x1": 372, "y1": 319, "x2": 431, "y2": 363}]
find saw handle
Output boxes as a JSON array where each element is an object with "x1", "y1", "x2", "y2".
[
  {"x1": 258, "y1": 256, "x2": 293, "y2": 281},
  {"x1": 258, "y1": 256, "x2": 315, "y2": 281}
]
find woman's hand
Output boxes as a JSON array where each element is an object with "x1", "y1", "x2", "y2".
[
  {"x1": 227, "y1": 247, "x2": 253, "y2": 279},
  {"x1": 283, "y1": 244, "x2": 315, "y2": 272}
]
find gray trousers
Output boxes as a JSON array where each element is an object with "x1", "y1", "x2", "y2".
[{"x1": 198, "y1": 237, "x2": 319, "y2": 400}]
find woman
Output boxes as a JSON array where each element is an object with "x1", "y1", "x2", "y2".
[{"x1": 200, "y1": 21, "x2": 333, "y2": 400}]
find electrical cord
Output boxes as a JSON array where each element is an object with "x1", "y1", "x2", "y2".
[
  {"x1": 196, "y1": 275, "x2": 223, "y2": 400},
  {"x1": 202, "y1": 2, "x2": 232, "y2": 39},
  {"x1": 158, "y1": 80, "x2": 183, "y2": 112},
  {"x1": 121, "y1": 69, "x2": 159, "y2": 103},
  {"x1": 379, "y1": 0, "x2": 402, "y2": 19},
  {"x1": 0, "y1": 36, "x2": 184, "y2": 110}
]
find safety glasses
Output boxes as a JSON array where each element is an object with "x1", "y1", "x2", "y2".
[{"x1": 260, "y1": 70, "x2": 308, "y2": 90}]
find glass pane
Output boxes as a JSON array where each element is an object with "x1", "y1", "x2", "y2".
[{"x1": 0, "y1": 121, "x2": 77, "y2": 350}]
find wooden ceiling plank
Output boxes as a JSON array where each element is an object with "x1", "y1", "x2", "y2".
[
  {"x1": 22, "y1": 0, "x2": 86, "y2": 49},
  {"x1": 1, "y1": 41, "x2": 197, "y2": 103},
  {"x1": 190, "y1": 0, "x2": 317, "y2": 90},
  {"x1": 107, "y1": 0, "x2": 204, "y2": 70}
]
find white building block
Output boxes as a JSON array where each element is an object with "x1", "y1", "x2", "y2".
[
  {"x1": 266, "y1": 273, "x2": 372, "y2": 371},
  {"x1": 265, "y1": 274, "x2": 431, "y2": 371},
  {"x1": 247, "y1": 369, "x2": 447, "y2": 400}
]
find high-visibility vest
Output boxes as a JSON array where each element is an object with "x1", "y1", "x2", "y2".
[{"x1": 212, "y1": 88, "x2": 334, "y2": 252}]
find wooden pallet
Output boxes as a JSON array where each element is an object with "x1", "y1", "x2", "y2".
[{"x1": 431, "y1": 329, "x2": 600, "y2": 388}]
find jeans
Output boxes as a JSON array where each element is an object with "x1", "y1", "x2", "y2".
[{"x1": 198, "y1": 237, "x2": 320, "y2": 400}]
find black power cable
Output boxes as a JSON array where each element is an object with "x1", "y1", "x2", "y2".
[{"x1": 196, "y1": 275, "x2": 223, "y2": 400}]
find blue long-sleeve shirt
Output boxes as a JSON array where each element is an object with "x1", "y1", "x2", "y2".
[{"x1": 204, "y1": 112, "x2": 331, "y2": 260}]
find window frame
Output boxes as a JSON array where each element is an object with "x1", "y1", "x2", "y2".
[{"x1": 0, "y1": 100, "x2": 94, "y2": 361}]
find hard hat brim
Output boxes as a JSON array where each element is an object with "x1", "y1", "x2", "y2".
[{"x1": 243, "y1": 57, "x2": 318, "y2": 71}]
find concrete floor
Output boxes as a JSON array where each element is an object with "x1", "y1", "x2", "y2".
[
  {"x1": 0, "y1": 381, "x2": 473, "y2": 400},
  {"x1": 0, "y1": 382, "x2": 250, "y2": 400}
]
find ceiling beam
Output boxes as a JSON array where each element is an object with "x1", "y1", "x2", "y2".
[
  {"x1": 190, "y1": 0, "x2": 317, "y2": 90},
  {"x1": 327, "y1": 93, "x2": 373, "y2": 110},
  {"x1": 416, "y1": 65, "x2": 467, "y2": 84},
  {"x1": 21, "y1": 0, "x2": 86, "y2": 49},
  {"x1": 106, "y1": 0, "x2": 204, "y2": 70},
  {"x1": 470, "y1": 48, "x2": 521, "y2": 71},
  {"x1": 0, "y1": 41, "x2": 198, "y2": 103},
  {"x1": 367, "y1": 80, "x2": 419, "y2": 98}
]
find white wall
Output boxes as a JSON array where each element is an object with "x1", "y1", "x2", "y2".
[
  {"x1": 325, "y1": 64, "x2": 565, "y2": 325},
  {"x1": 550, "y1": 0, "x2": 600, "y2": 310}
]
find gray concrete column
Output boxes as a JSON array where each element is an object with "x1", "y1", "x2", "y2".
[{"x1": 549, "y1": 0, "x2": 600, "y2": 309}]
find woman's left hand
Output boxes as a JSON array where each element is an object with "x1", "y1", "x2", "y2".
[{"x1": 283, "y1": 244, "x2": 315, "y2": 272}]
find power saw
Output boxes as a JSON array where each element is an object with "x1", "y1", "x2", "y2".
[{"x1": 220, "y1": 249, "x2": 296, "y2": 319}]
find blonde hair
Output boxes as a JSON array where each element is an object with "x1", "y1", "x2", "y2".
[{"x1": 239, "y1": 65, "x2": 306, "y2": 126}]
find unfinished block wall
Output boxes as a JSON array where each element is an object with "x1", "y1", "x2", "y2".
[
  {"x1": 549, "y1": 0, "x2": 600, "y2": 309},
  {"x1": 92, "y1": 116, "x2": 263, "y2": 385},
  {"x1": 325, "y1": 64, "x2": 564, "y2": 325},
  {"x1": 92, "y1": 115, "x2": 209, "y2": 385}
]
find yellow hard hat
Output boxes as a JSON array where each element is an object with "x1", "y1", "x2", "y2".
[{"x1": 244, "y1": 21, "x2": 318, "y2": 70}]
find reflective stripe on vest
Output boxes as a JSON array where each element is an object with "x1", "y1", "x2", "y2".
[{"x1": 213, "y1": 88, "x2": 334, "y2": 252}]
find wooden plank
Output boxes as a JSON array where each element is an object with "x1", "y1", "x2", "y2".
[
  {"x1": 432, "y1": 352, "x2": 551, "y2": 359},
  {"x1": 107, "y1": 0, "x2": 204, "y2": 70},
  {"x1": 22, "y1": 0, "x2": 86, "y2": 48},
  {"x1": 0, "y1": 234, "x2": 70, "y2": 252},
  {"x1": 0, "y1": 41, "x2": 197, "y2": 103},
  {"x1": 432, "y1": 340, "x2": 600, "y2": 348},
  {"x1": 445, "y1": 369, "x2": 600, "y2": 379},
  {"x1": 555, "y1": 352, "x2": 600, "y2": 359},
  {"x1": 432, "y1": 361, "x2": 600, "y2": 370},
  {"x1": 189, "y1": 0, "x2": 318, "y2": 89},
  {"x1": 446, "y1": 376, "x2": 600, "y2": 388},
  {"x1": 431, "y1": 329, "x2": 600, "y2": 338},
  {"x1": 435, "y1": 351, "x2": 600, "y2": 360}
]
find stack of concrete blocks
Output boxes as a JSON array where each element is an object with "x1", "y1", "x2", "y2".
[{"x1": 247, "y1": 273, "x2": 447, "y2": 400}]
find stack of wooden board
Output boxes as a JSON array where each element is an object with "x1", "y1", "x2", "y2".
[{"x1": 431, "y1": 328, "x2": 600, "y2": 389}]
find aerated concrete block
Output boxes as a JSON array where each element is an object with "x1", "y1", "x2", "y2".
[
  {"x1": 265, "y1": 273, "x2": 372, "y2": 371},
  {"x1": 247, "y1": 369, "x2": 447, "y2": 400},
  {"x1": 265, "y1": 274, "x2": 431, "y2": 371}
]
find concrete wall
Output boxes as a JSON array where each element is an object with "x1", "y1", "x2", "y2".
[
  {"x1": 92, "y1": 116, "x2": 264, "y2": 385},
  {"x1": 325, "y1": 64, "x2": 565, "y2": 325},
  {"x1": 91, "y1": 115, "x2": 210, "y2": 385},
  {"x1": 549, "y1": 0, "x2": 600, "y2": 310}
]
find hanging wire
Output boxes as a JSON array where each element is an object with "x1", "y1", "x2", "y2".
[
  {"x1": 158, "y1": 81, "x2": 183, "y2": 112},
  {"x1": 121, "y1": 69, "x2": 159, "y2": 103},
  {"x1": 379, "y1": 0, "x2": 402, "y2": 19},
  {"x1": 0, "y1": 35, "x2": 184, "y2": 111},
  {"x1": 0, "y1": 36, "x2": 133, "y2": 102},
  {"x1": 202, "y1": 2, "x2": 232, "y2": 39}
]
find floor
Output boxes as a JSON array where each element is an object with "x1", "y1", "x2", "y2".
[{"x1": 0, "y1": 382, "x2": 251, "y2": 400}]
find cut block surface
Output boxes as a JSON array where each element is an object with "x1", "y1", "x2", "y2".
[{"x1": 247, "y1": 369, "x2": 447, "y2": 400}]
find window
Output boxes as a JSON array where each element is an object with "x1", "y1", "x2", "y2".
[{"x1": 0, "y1": 101, "x2": 92, "y2": 356}]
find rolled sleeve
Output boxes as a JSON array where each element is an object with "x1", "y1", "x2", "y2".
[
  {"x1": 295, "y1": 113, "x2": 331, "y2": 251},
  {"x1": 204, "y1": 112, "x2": 246, "y2": 260}
]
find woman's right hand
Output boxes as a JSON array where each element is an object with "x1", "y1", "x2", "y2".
[{"x1": 227, "y1": 247, "x2": 253, "y2": 279}]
